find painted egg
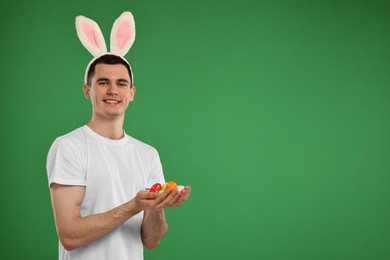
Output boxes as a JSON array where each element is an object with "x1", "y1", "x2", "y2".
[
  {"x1": 150, "y1": 183, "x2": 162, "y2": 193},
  {"x1": 162, "y1": 183, "x2": 168, "y2": 191},
  {"x1": 165, "y1": 181, "x2": 178, "y2": 190},
  {"x1": 157, "y1": 190, "x2": 165, "y2": 195},
  {"x1": 178, "y1": 185, "x2": 185, "y2": 192}
]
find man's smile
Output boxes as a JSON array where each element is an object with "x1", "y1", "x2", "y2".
[{"x1": 103, "y1": 99, "x2": 120, "y2": 104}]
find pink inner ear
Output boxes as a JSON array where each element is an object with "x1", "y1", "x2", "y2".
[
  {"x1": 116, "y1": 22, "x2": 131, "y2": 49},
  {"x1": 83, "y1": 23, "x2": 100, "y2": 48}
]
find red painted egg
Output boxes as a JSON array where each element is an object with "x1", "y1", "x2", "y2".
[{"x1": 150, "y1": 183, "x2": 162, "y2": 193}]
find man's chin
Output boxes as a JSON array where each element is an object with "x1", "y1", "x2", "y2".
[
  {"x1": 101, "y1": 110, "x2": 125, "y2": 118},
  {"x1": 106, "y1": 111, "x2": 124, "y2": 117}
]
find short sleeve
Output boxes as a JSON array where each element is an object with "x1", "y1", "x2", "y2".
[
  {"x1": 146, "y1": 148, "x2": 165, "y2": 187},
  {"x1": 46, "y1": 136, "x2": 87, "y2": 187}
]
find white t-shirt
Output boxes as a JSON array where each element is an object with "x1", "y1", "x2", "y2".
[{"x1": 46, "y1": 125, "x2": 165, "y2": 260}]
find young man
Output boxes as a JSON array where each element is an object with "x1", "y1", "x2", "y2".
[
  {"x1": 46, "y1": 12, "x2": 191, "y2": 260},
  {"x1": 47, "y1": 53, "x2": 190, "y2": 259}
]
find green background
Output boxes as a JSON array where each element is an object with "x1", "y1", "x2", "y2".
[{"x1": 1, "y1": 0, "x2": 389, "y2": 259}]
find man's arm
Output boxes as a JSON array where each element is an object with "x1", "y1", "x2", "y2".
[
  {"x1": 141, "y1": 186, "x2": 191, "y2": 249},
  {"x1": 50, "y1": 183, "x2": 159, "y2": 251},
  {"x1": 141, "y1": 208, "x2": 168, "y2": 249}
]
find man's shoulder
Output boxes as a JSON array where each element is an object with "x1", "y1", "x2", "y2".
[{"x1": 127, "y1": 134, "x2": 158, "y2": 154}]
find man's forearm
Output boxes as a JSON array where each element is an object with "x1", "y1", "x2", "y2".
[
  {"x1": 55, "y1": 200, "x2": 142, "y2": 251},
  {"x1": 141, "y1": 208, "x2": 168, "y2": 250}
]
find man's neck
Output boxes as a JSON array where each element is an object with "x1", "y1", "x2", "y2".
[{"x1": 87, "y1": 116, "x2": 125, "y2": 140}]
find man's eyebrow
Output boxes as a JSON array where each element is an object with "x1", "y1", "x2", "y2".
[{"x1": 96, "y1": 77, "x2": 110, "y2": 82}]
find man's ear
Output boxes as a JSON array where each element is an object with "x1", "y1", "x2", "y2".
[
  {"x1": 130, "y1": 86, "x2": 136, "y2": 101},
  {"x1": 83, "y1": 84, "x2": 91, "y2": 99}
]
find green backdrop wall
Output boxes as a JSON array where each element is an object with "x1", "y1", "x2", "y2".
[{"x1": 1, "y1": 0, "x2": 389, "y2": 259}]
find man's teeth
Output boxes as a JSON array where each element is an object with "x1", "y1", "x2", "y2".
[{"x1": 104, "y1": 100, "x2": 119, "y2": 104}]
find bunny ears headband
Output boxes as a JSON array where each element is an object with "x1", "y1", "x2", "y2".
[{"x1": 75, "y1": 11, "x2": 136, "y2": 84}]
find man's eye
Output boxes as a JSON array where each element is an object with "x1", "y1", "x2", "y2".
[
  {"x1": 117, "y1": 82, "x2": 129, "y2": 87},
  {"x1": 98, "y1": 82, "x2": 108, "y2": 85}
]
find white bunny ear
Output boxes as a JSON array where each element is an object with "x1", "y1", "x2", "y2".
[
  {"x1": 110, "y1": 11, "x2": 136, "y2": 56},
  {"x1": 76, "y1": 15, "x2": 107, "y2": 57}
]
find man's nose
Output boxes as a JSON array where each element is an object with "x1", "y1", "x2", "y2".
[{"x1": 107, "y1": 84, "x2": 118, "y2": 95}]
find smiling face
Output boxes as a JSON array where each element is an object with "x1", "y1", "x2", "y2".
[{"x1": 83, "y1": 63, "x2": 136, "y2": 120}]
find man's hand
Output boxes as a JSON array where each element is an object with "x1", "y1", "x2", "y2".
[
  {"x1": 135, "y1": 186, "x2": 191, "y2": 210},
  {"x1": 132, "y1": 190, "x2": 159, "y2": 210},
  {"x1": 143, "y1": 186, "x2": 191, "y2": 209},
  {"x1": 157, "y1": 186, "x2": 191, "y2": 208}
]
